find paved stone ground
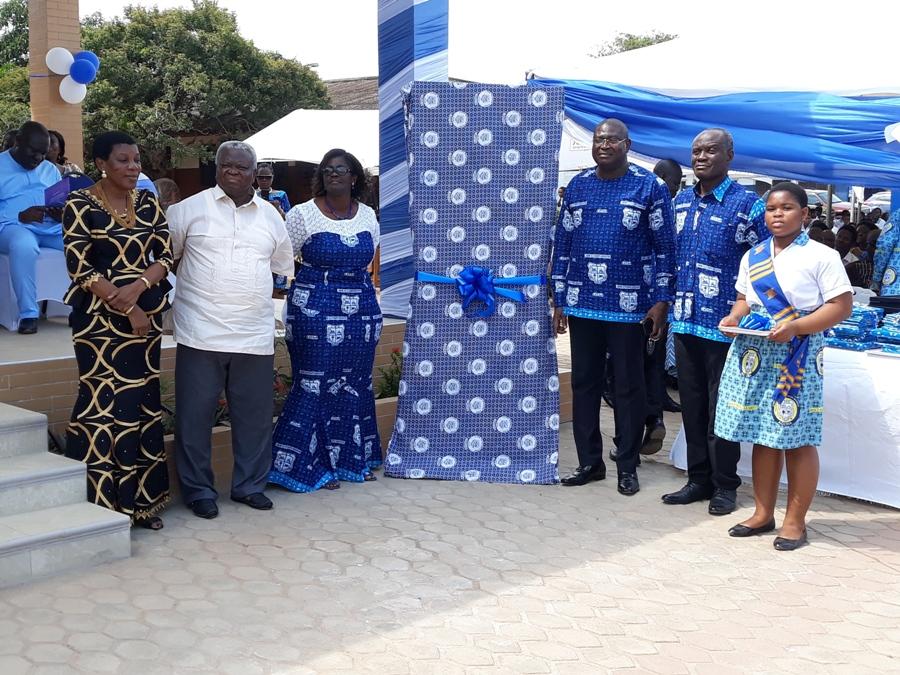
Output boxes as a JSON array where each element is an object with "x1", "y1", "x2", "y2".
[{"x1": 2, "y1": 415, "x2": 900, "y2": 675}]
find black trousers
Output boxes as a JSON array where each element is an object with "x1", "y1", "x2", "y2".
[
  {"x1": 175, "y1": 344, "x2": 275, "y2": 503},
  {"x1": 644, "y1": 332, "x2": 666, "y2": 422},
  {"x1": 674, "y1": 333, "x2": 741, "y2": 490},
  {"x1": 569, "y1": 316, "x2": 646, "y2": 474},
  {"x1": 603, "y1": 331, "x2": 665, "y2": 424}
]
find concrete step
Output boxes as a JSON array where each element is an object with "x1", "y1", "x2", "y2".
[
  {"x1": 0, "y1": 403, "x2": 47, "y2": 458},
  {"x1": 0, "y1": 502, "x2": 131, "y2": 589},
  {"x1": 0, "y1": 452, "x2": 86, "y2": 517}
]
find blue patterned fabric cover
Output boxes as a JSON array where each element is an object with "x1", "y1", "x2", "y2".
[{"x1": 384, "y1": 82, "x2": 563, "y2": 484}]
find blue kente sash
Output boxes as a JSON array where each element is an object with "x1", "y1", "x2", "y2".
[
  {"x1": 415, "y1": 266, "x2": 544, "y2": 318},
  {"x1": 747, "y1": 233, "x2": 810, "y2": 404}
]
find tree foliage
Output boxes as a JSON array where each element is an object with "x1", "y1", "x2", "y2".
[
  {"x1": 81, "y1": 0, "x2": 330, "y2": 172},
  {"x1": 0, "y1": 63, "x2": 29, "y2": 132},
  {"x1": 590, "y1": 31, "x2": 677, "y2": 58},
  {"x1": 0, "y1": 0, "x2": 330, "y2": 171},
  {"x1": 0, "y1": 0, "x2": 27, "y2": 67}
]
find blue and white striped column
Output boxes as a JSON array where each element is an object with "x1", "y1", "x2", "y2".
[{"x1": 378, "y1": 0, "x2": 449, "y2": 317}]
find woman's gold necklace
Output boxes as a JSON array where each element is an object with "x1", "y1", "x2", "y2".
[{"x1": 95, "y1": 181, "x2": 136, "y2": 228}]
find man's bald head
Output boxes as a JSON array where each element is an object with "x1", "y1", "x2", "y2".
[
  {"x1": 592, "y1": 118, "x2": 631, "y2": 176},
  {"x1": 596, "y1": 118, "x2": 629, "y2": 139}
]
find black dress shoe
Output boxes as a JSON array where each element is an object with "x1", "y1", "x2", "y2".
[
  {"x1": 617, "y1": 472, "x2": 640, "y2": 496},
  {"x1": 17, "y1": 318, "x2": 37, "y2": 334},
  {"x1": 728, "y1": 519, "x2": 776, "y2": 537},
  {"x1": 189, "y1": 498, "x2": 219, "y2": 519},
  {"x1": 662, "y1": 392, "x2": 681, "y2": 413},
  {"x1": 561, "y1": 465, "x2": 606, "y2": 486},
  {"x1": 708, "y1": 488, "x2": 737, "y2": 515},
  {"x1": 774, "y1": 529, "x2": 808, "y2": 551},
  {"x1": 231, "y1": 492, "x2": 273, "y2": 510},
  {"x1": 661, "y1": 481, "x2": 713, "y2": 505},
  {"x1": 639, "y1": 420, "x2": 666, "y2": 455}
]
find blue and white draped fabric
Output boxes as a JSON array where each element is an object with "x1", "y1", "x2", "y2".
[
  {"x1": 747, "y1": 233, "x2": 811, "y2": 404},
  {"x1": 531, "y1": 79, "x2": 900, "y2": 189},
  {"x1": 378, "y1": 0, "x2": 449, "y2": 318},
  {"x1": 385, "y1": 82, "x2": 563, "y2": 485}
]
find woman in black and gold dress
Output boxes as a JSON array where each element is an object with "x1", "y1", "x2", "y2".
[{"x1": 62, "y1": 131, "x2": 174, "y2": 530}]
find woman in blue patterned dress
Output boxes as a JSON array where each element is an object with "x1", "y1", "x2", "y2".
[
  {"x1": 715, "y1": 183, "x2": 852, "y2": 550},
  {"x1": 269, "y1": 149, "x2": 382, "y2": 492}
]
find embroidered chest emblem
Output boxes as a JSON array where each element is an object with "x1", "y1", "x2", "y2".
[
  {"x1": 326, "y1": 324, "x2": 345, "y2": 346},
  {"x1": 587, "y1": 263, "x2": 607, "y2": 284},
  {"x1": 698, "y1": 273, "x2": 720, "y2": 299},
  {"x1": 619, "y1": 291, "x2": 638, "y2": 312},
  {"x1": 341, "y1": 232, "x2": 360, "y2": 247},
  {"x1": 676, "y1": 212, "x2": 687, "y2": 233},
  {"x1": 566, "y1": 287, "x2": 580, "y2": 306},
  {"x1": 622, "y1": 207, "x2": 640, "y2": 230},
  {"x1": 341, "y1": 294, "x2": 360, "y2": 315}
]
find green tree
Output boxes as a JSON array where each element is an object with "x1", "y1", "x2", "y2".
[
  {"x1": 0, "y1": 63, "x2": 29, "y2": 133},
  {"x1": 590, "y1": 30, "x2": 677, "y2": 58},
  {"x1": 0, "y1": 0, "x2": 28, "y2": 67},
  {"x1": 81, "y1": 0, "x2": 330, "y2": 172}
]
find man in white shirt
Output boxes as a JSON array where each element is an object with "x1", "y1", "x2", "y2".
[{"x1": 167, "y1": 141, "x2": 294, "y2": 519}]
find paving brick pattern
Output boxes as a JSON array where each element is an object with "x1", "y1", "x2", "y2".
[{"x1": 1, "y1": 416, "x2": 899, "y2": 674}]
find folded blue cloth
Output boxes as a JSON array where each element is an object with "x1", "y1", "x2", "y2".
[
  {"x1": 870, "y1": 326, "x2": 900, "y2": 344},
  {"x1": 739, "y1": 313, "x2": 773, "y2": 331},
  {"x1": 825, "y1": 337, "x2": 879, "y2": 351}
]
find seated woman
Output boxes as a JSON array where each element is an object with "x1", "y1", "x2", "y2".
[
  {"x1": 62, "y1": 131, "x2": 174, "y2": 530},
  {"x1": 835, "y1": 224, "x2": 859, "y2": 264},
  {"x1": 269, "y1": 149, "x2": 382, "y2": 492},
  {"x1": 715, "y1": 183, "x2": 852, "y2": 551},
  {"x1": 255, "y1": 162, "x2": 290, "y2": 217},
  {"x1": 48, "y1": 129, "x2": 82, "y2": 174}
]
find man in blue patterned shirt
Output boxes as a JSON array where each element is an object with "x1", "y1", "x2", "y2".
[
  {"x1": 551, "y1": 119, "x2": 676, "y2": 496},
  {"x1": 661, "y1": 128, "x2": 766, "y2": 515}
]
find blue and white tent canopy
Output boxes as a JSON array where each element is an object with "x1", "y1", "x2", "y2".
[{"x1": 530, "y1": 35, "x2": 900, "y2": 189}]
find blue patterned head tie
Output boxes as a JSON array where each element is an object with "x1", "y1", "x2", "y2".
[{"x1": 416, "y1": 266, "x2": 545, "y2": 318}]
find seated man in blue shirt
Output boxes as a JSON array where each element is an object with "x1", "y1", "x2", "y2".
[
  {"x1": 0, "y1": 121, "x2": 63, "y2": 334},
  {"x1": 551, "y1": 119, "x2": 676, "y2": 496},
  {"x1": 662, "y1": 128, "x2": 766, "y2": 515}
]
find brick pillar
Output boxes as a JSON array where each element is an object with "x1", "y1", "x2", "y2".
[{"x1": 28, "y1": 0, "x2": 84, "y2": 169}]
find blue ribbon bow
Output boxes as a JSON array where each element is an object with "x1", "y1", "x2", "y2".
[{"x1": 415, "y1": 266, "x2": 545, "y2": 317}]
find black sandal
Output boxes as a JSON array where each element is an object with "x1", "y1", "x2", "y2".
[
  {"x1": 324, "y1": 480, "x2": 341, "y2": 490},
  {"x1": 364, "y1": 473, "x2": 377, "y2": 482},
  {"x1": 133, "y1": 516, "x2": 164, "y2": 530}
]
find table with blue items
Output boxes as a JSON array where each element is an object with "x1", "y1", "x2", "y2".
[{"x1": 671, "y1": 306, "x2": 900, "y2": 508}]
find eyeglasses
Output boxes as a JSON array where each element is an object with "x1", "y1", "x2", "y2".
[
  {"x1": 322, "y1": 166, "x2": 351, "y2": 176},
  {"x1": 593, "y1": 136, "x2": 627, "y2": 148}
]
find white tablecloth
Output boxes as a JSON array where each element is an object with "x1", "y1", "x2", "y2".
[{"x1": 671, "y1": 347, "x2": 900, "y2": 508}]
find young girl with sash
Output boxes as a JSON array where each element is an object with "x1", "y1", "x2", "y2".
[{"x1": 714, "y1": 183, "x2": 852, "y2": 550}]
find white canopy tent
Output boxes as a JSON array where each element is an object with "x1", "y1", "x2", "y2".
[
  {"x1": 243, "y1": 109, "x2": 380, "y2": 169},
  {"x1": 530, "y1": 34, "x2": 900, "y2": 98}
]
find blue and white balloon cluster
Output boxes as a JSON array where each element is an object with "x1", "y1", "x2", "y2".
[{"x1": 45, "y1": 47, "x2": 101, "y2": 105}]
